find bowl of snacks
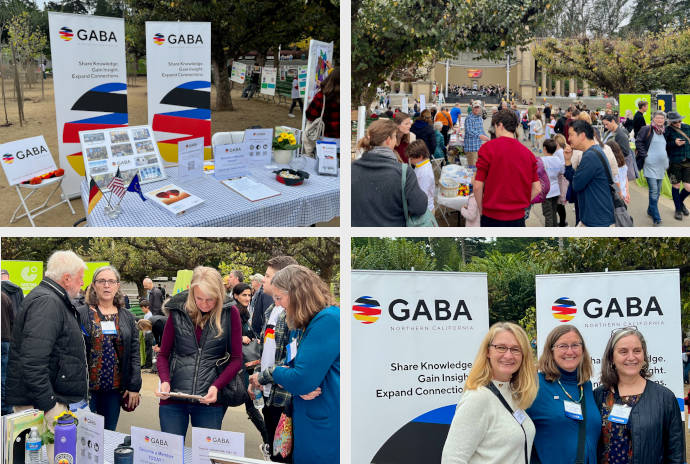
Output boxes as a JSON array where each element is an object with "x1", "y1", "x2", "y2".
[{"x1": 274, "y1": 169, "x2": 310, "y2": 186}]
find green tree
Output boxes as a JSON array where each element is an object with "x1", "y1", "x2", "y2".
[
  {"x1": 352, "y1": 238, "x2": 435, "y2": 271},
  {"x1": 352, "y1": 0, "x2": 551, "y2": 105}
]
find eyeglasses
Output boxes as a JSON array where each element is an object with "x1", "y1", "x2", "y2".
[
  {"x1": 94, "y1": 279, "x2": 119, "y2": 286},
  {"x1": 553, "y1": 342, "x2": 583, "y2": 351},
  {"x1": 490, "y1": 344, "x2": 522, "y2": 355},
  {"x1": 611, "y1": 326, "x2": 638, "y2": 336}
]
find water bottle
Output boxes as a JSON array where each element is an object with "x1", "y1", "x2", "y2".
[
  {"x1": 114, "y1": 436, "x2": 134, "y2": 464},
  {"x1": 53, "y1": 412, "x2": 77, "y2": 464},
  {"x1": 25, "y1": 427, "x2": 43, "y2": 464},
  {"x1": 253, "y1": 386, "x2": 264, "y2": 409}
]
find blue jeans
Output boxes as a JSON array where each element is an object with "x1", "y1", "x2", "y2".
[
  {"x1": 159, "y1": 403, "x2": 226, "y2": 437},
  {"x1": 684, "y1": 361, "x2": 690, "y2": 383},
  {"x1": 89, "y1": 390, "x2": 122, "y2": 431},
  {"x1": 646, "y1": 177, "x2": 663, "y2": 223},
  {"x1": 1, "y1": 342, "x2": 11, "y2": 415}
]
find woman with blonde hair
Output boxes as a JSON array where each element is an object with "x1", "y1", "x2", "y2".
[
  {"x1": 442, "y1": 322, "x2": 538, "y2": 464},
  {"x1": 77, "y1": 265, "x2": 141, "y2": 431},
  {"x1": 155, "y1": 266, "x2": 242, "y2": 437},
  {"x1": 352, "y1": 119, "x2": 428, "y2": 226},
  {"x1": 526, "y1": 324, "x2": 601, "y2": 463},
  {"x1": 261, "y1": 264, "x2": 339, "y2": 464}
]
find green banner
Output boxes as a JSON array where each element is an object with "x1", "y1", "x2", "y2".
[
  {"x1": 2, "y1": 260, "x2": 43, "y2": 295},
  {"x1": 676, "y1": 95, "x2": 690, "y2": 124},
  {"x1": 172, "y1": 270, "x2": 194, "y2": 295},
  {"x1": 84, "y1": 261, "x2": 110, "y2": 290},
  {"x1": 619, "y1": 94, "x2": 651, "y2": 125}
]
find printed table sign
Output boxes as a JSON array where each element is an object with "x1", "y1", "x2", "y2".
[
  {"x1": 191, "y1": 427, "x2": 244, "y2": 464},
  {"x1": 0, "y1": 135, "x2": 57, "y2": 185},
  {"x1": 178, "y1": 137, "x2": 205, "y2": 180},
  {"x1": 131, "y1": 426, "x2": 184, "y2": 464},
  {"x1": 75, "y1": 409, "x2": 104, "y2": 464},
  {"x1": 213, "y1": 143, "x2": 250, "y2": 180}
]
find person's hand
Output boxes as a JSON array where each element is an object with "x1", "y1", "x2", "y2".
[
  {"x1": 242, "y1": 336, "x2": 251, "y2": 345},
  {"x1": 123, "y1": 390, "x2": 140, "y2": 410},
  {"x1": 44, "y1": 402, "x2": 68, "y2": 432},
  {"x1": 479, "y1": 135, "x2": 489, "y2": 142},
  {"x1": 625, "y1": 191, "x2": 631, "y2": 204},
  {"x1": 156, "y1": 381, "x2": 171, "y2": 399},
  {"x1": 199, "y1": 386, "x2": 218, "y2": 405},
  {"x1": 677, "y1": 138, "x2": 686, "y2": 146},
  {"x1": 153, "y1": 345, "x2": 160, "y2": 353},
  {"x1": 248, "y1": 373, "x2": 260, "y2": 389},
  {"x1": 300, "y1": 387, "x2": 322, "y2": 401},
  {"x1": 563, "y1": 144, "x2": 573, "y2": 162},
  {"x1": 247, "y1": 384, "x2": 256, "y2": 400}
]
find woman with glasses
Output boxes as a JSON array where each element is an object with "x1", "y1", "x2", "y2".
[
  {"x1": 442, "y1": 322, "x2": 538, "y2": 464},
  {"x1": 593, "y1": 327, "x2": 683, "y2": 463},
  {"x1": 77, "y1": 266, "x2": 141, "y2": 430},
  {"x1": 526, "y1": 325, "x2": 600, "y2": 463}
]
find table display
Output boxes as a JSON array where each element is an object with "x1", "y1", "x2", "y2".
[
  {"x1": 103, "y1": 430, "x2": 191, "y2": 464},
  {"x1": 80, "y1": 157, "x2": 339, "y2": 227}
]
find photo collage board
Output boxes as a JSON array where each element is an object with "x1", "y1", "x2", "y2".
[{"x1": 79, "y1": 125, "x2": 167, "y2": 192}]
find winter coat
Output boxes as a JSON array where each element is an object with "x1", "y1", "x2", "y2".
[
  {"x1": 5, "y1": 278, "x2": 88, "y2": 411},
  {"x1": 410, "y1": 120, "x2": 437, "y2": 156}
]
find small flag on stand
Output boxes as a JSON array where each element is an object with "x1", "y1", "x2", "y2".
[
  {"x1": 127, "y1": 172, "x2": 147, "y2": 201},
  {"x1": 87, "y1": 178, "x2": 103, "y2": 214},
  {"x1": 107, "y1": 167, "x2": 126, "y2": 199}
]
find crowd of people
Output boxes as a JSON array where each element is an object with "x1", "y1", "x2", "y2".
[
  {"x1": 1, "y1": 250, "x2": 340, "y2": 463},
  {"x1": 354, "y1": 95, "x2": 690, "y2": 227},
  {"x1": 441, "y1": 323, "x2": 683, "y2": 463}
]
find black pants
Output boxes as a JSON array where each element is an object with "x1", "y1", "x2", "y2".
[
  {"x1": 289, "y1": 98, "x2": 303, "y2": 114},
  {"x1": 480, "y1": 215, "x2": 526, "y2": 227},
  {"x1": 263, "y1": 404, "x2": 292, "y2": 462},
  {"x1": 441, "y1": 125, "x2": 450, "y2": 146},
  {"x1": 245, "y1": 397, "x2": 269, "y2": 443},
  {"x1": 557, "y1": 204, "x2": 567, "y2": 226}
]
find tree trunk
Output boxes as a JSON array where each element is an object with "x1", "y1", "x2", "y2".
[
  {"x1": 273, "y1": 47, "x2": 280, "y2": 79},
  {"x1": 212, "y1": 45, "x2": 233, "y2": 111},
  {"x1": 460, "y1": 239, "x2": 466, "y2": 265},
  {"x1": 1, "y1": 56, "x2": 10, "y2": 126},
  {"x1": 10, "y1": 42, "x2": 24, "y2": 126}
]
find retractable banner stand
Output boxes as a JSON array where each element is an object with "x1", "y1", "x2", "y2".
[
  {"x1": 146, "y1": 22, "x2": 212, "y2": 163},
  {"x1": 676, "y1": 95, "x2": 690, "y2": 124},
  {"x1": 351, "y1": 270, "x2": 489, "y2": 464},
  {"x1": 302, "y1": 39, "x2": 334, "y2": 131},
  {"x1": 619, "y1": 94, "x2": 651, "y2": 125},
  {"x1": 2, "y1": 260, "x2": 43, "y2": 295},
  {"x1": 48, "y1": 12, "x2": 128, "y2": 197},
  {"x1": 536, "y1": 269, "x2": 684, "y2": 415},
  {"x1": 656, "y1": 94, "x2": 673, "y2": 113}
]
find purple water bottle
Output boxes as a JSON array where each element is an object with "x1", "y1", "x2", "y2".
[{"x1": 53, "y1": 412, "x2": 77, "y2": 464}]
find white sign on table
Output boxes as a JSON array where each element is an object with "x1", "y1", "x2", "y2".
[
  {"x1": 178, "y1": 137, "x2": 204, "y2": 180},
  {"x1": 420, "y1": 94, "x2": 426, "y2": 111},
  {"x1": 75, "y1": 409, "x2": 104, "y2": 464},
  {"x1": 222, "y1": 177, "x2": 280, "y2": 202},
  {"x1": 230, "y1": 61, "x2": 247, "y2": 84},
  {"x1": 316, "y1": 141, "x2": 338, "y2": 176},
  {"x1": 0, "y1": 135, "x2": 57, "y2": 185},
  {"x1": 243, "y1": 129, "x2": 273, "y2": 166},
  {"x1": 260, "y1": 67, "x2": 277, "y2": 96},
  {"x1": 191, "y1": 427, "x2": 244, "y2": 464},
  {"x1": 213, "y1": 143, "x2": 250, "y2": 180},
  {"x1": 131, "y1": 426, "x2": 184, "y2": 464}
]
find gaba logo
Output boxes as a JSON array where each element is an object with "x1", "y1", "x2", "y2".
[
  {"x1": 147, "y1": 436, "x2": 168, "y2": 446},
  {"x1": 166, "y1": 33, "x2": 203, "y2": 45},
  {"x1": 206, "y1": 436, "x2": 212, "y2": 443},
  {"x1": 2, "y1": 153, "x2": 13, "y2": 164},
  {"x1": 551, "y1": 296, "x2": 663, "y2": 320},
  {"x1": 153, "y1": 33, "x2": 165, "y2": 45},
  {"x1": 59, "y1": 27, "x2": 73, "y2": 41},
  {"x1": 144, "y1": 436, "x2": 150, "y2": 442},
  {"x1": 353, "y1": 296, "x2": 381, "y2": 324},
  {"x1": 20, "y1": 265, "x2": 38, "y2": 282},
  {"x1": 552, "y1": 297, "x2": 577, "y2": 322},
  {"x1": 13, "y1": 146, "x2": 48, "y2": 160},
  {"x1": 206, "y1": 436, "x2": 230, "y2": 444}
]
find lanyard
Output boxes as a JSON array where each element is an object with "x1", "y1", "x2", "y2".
[
  {"x1": 557, "y1": 380, "x2": 584, "y2": 403},
  {"x1": 486, "y1": 382, "x2": 528, "y2": 464}
]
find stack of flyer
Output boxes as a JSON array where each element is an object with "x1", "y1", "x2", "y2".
[
  {"x1": 2, "y1": 409, "x2": 45, "y2": 464},
  {"x1": 144, "y1": 184, "x2": 205, "y2": 216}
]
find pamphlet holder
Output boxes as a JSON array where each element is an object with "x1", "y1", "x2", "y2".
[{"x1": 10, "y1": 176, "x2": 75, "y2": 227}]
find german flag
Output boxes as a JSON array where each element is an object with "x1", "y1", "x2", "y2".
[{"x1": 88, "y1": 178, "x2": 103, "y2": 214}]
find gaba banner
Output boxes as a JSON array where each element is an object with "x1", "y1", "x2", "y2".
[
  {"x1": 146, "y1": 21, "x2": 212, "y2": 163},
  {"x1": 48, "y1": 12, "x2": 128, "y2": 197},
  {"x1": 1, "y1": 260, "x2": 43, "y2": 295},
  {"x1": 0, "y1": 136, "x2": 57, "y2": 185},
  {"x1": 351, "y1": 270, "x2": 489, "y2": 464},
  {"x1": 536, "y1": 269, "x2": 683, "y2": 413}
]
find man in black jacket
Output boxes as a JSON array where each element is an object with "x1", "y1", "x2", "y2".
[
  {"x1": 1, "y1": 269, "x2": 24, "y2": 317},
  {"x1": 5, "y1": 250, "x2": 88, "y2": 427},
  {"x1": 143, "y1": 277, "x2": 164, "y2": 316},
  {"x1": 633, "y1": 100, "x2": 648, "y2": 136}
]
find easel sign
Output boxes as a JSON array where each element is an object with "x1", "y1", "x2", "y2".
[
  {"x1": 79, "y1": 125, "x2": 167, "y2": 192},
  {"x1": 1, "y1": 135, "x2": 57, "y2": 185}
]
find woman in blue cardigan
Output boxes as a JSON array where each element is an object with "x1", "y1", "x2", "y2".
[
  {"x1": 527, "y1": 324, "x2": 601, "y2": 463},
  {"x1": 263, "y1": 264, "x2": 340, "y2": 464}
]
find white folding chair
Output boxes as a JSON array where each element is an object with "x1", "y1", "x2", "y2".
[
  {"x1": 211, "y1": 131, "x2": 245, "y2": 148},
  {"x1": 10, "y1": 176, "x2": 75, "y2": 227}
]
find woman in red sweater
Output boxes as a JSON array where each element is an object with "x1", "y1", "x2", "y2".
[
  {"x1": 155, "y1": 266, "x2": 242, "y2": 437},
  {"x1": 306, "y1": 67, "x2": 340, "y2": 140}
]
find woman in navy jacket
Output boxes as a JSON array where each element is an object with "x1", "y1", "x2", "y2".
[
  {"x1": 260, "y1": 264, "x2": 340, "y2": 464},
  {"x1": 410, "y1": 109, "x2": 437, "y2": 156}
]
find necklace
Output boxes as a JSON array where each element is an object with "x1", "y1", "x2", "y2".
[{"x1": 557, "y1": 379, "x2": 583, "y2": 403}]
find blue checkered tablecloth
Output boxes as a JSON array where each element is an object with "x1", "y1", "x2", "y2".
[{"x1": 81, "y1": 158, "x2": 339, "y2": 227}]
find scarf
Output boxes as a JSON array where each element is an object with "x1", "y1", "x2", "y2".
[
  {"x1": 367, "y1": 145, "x2": 398, "y2": 161},
  {"x1": 652, "y1": 122, "x2": 665, "y2": 135},
  {"x1": 260, "y1": 304, "x2": 284, "y2": 397}
]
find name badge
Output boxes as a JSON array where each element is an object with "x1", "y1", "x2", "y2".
[
  {"x1": 513, "y1": 409, "x2": 528, "y2": 425},
  {"x1": 564, "y1": 400, "x2": 583, "y2": 420},
  {"x1": 608, "y1": 403, "x2": 632, "y2": 424},
  {"x1": 100, "y1": 320, "x2": 117, "y2": 335},
  {"x1": 287, "y1": 339, "x2": 298, "y2": 362}
]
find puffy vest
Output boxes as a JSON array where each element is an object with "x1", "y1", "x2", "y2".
[{"x1": 169, "y1": 305, "x2": 230, "y2": 396}]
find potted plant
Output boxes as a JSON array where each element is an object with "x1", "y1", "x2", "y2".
[{"x1": 272, "y1": 131, "x2": 300, "y2": 164}]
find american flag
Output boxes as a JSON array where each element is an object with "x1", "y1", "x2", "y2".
[{"x1": 107, "y1": 167, "x2": 126, "y2": 199}]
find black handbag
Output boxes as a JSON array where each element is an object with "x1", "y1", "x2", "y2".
[
  {"x1": 242, "y1": 339, "x2": 262, "y2": 364},
  {"x1": 215, "y1": 309, "x2": 249, "y2": 407}
]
